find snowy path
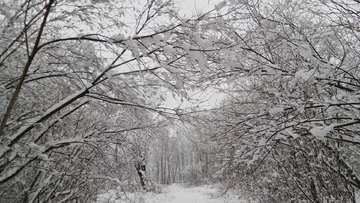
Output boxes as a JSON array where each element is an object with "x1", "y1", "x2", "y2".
[
  {"x1": 97, "y1": 184, "x2": 243, "y2": 203},
  {"x1": 162, "y1": 184, "x2": 224, "y2": 203}
]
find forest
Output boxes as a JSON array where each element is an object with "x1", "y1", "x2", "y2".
[{"x1": 0, "y1": 0, "x2": 360, "y2": 202}]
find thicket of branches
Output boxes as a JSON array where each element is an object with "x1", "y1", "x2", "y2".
[
  {"x1": 0, "y1": 0, "x2": 359, "y2": 202},
  {"x1": 0, "y1": 0, "x2": 208, "y2": 201},
  {"x1": 188, "y1": 0, "x2": 360, "y2": 202}
]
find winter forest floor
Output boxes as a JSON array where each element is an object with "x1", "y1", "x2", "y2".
[{"x1": 96, "y1": 184, "x2": 246, "y2": 203}]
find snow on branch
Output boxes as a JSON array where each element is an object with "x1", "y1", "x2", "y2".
[{"x1": 7, "y1": 88, "x2": 89, "y2": 148}]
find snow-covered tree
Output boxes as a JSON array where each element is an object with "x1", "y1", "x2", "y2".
[
  {"x1": 0, "y1": 0, "x2": 232, "y2": 201},
  {"x1": 1, "y1": 0, "x2": 360, "y2": 202},
  {"x1": 191, "y1": 0, "x2": 360, "y2": 202}
]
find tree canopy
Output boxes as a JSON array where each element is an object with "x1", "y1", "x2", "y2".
[{"x1": 0, "y1": 0, "x2": 360, "y2": 202}]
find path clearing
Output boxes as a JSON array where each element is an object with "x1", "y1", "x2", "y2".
[
  {"x1": 163, "y1": 184, "x2": 223, "y2": 203},
  {"x1": 97, "y1": 184, "x2": 245, "y2": 203}
]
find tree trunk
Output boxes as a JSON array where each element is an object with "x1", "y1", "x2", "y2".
[{"x1": 135, "y1": 161, "x2": 146, "y2": 189}]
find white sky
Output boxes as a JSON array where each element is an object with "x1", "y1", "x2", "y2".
[{"x1": 178, "y1": 0, "x2": 222, "y2": 17}]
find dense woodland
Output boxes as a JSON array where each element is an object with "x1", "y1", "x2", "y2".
[{"x1": 0, "y1": 0, "x2": 360, "y2": 202}]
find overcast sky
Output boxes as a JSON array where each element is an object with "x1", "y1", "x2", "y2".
[{"x1": 179, "y1": 0, "x2": 222, "y2": 16}]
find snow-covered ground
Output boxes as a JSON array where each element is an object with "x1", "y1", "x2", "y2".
[{"x1": 97, "y1": 184, "x2": 247, "y2": 203}]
